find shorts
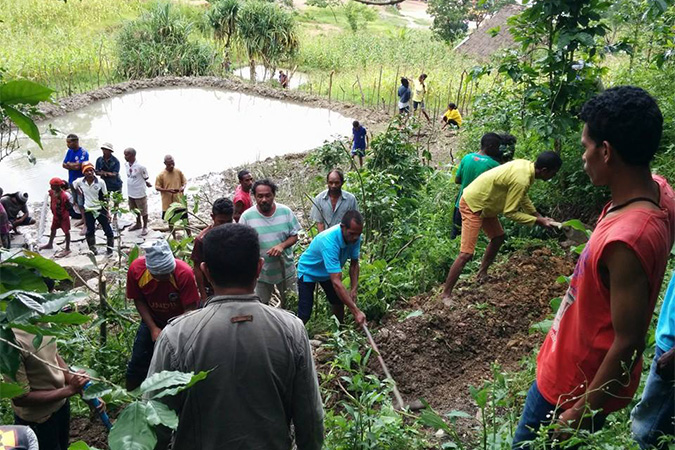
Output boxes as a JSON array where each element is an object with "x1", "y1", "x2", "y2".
[
  {"x1": 413, "y1": 101, "x2": 425, "y2": 111},
  {"x1": 351, "y1": 147, "x2": 366, "y2": 157},
  {"x1": 459, "y1": 197, "x2": 504, "y2": 255},
  {"x1": 129, "y1": 196, "x2": 148, "y2": 216},
  {"x1": 398, "y1": 102, "x2": 410, "y2": 113},
  {"x1": 51, "y1": 216, "x2": 71, "y2": 234}
]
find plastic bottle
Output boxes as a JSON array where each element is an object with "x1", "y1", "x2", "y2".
[{"x1": 82, "y1": 381, "x2": 113, "y2": 430}]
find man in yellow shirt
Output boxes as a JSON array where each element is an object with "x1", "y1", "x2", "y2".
[
  {"x1": 441, "y1": 103, "x2": 462, "y2": 129},
  {"x1": 440, "y1": 152, "x2": 562, "y2": 301},
  {"x1": 155, "y1": 154, "x2": 189, "y2": 236},
  {"x1": 412, "y1": 74, "x2": 431, "y2": 123}
]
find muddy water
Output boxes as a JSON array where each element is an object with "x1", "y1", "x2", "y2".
[{"x1": 0, "y1": 87, "x2": 353, "y2": 199}]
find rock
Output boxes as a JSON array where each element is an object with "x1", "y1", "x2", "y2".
[
  {"x1": 377, "y1": 328, "x2": 391, "y2": 341},
  {"x1": 435, "y1": 429, "x2": 445, "y2": 438},
  {"x1": 407, "y1": 399, "x2": 425, "y2": 411},
  {"x1": 309, "y1": 339, "x2": 322, "y2": 348}
]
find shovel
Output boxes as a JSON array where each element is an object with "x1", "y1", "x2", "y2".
[{"x1": 362, "y1": 322, "x2": 407, "y2": 410}]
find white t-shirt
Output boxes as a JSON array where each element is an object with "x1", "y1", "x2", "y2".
[
  {"x1": 73, "y1": 176, "x2": 107, "y2": 211},
  {"x1": 126, "y1": 161, "x2": 149, "y2": 199}
]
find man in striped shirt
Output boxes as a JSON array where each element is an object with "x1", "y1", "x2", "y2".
[{"x1": 239, "y1": 179, "x2": 301, "y2": 305}]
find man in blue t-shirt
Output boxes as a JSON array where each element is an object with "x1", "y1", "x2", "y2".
[
  {"x1": 61, "y1": 134, "x2": 89, "y2": 221},
  {"x1": 631, "y1": 271, "x2": 675, "y2": 449},
  {"x1": 297, "y1": 210, "x2": 366, "y2": 326},
  {"x1": 350, "y1": 121, "x2": 368, "y2": 168}
]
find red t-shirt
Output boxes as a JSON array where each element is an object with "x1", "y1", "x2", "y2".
[
  {"x1": 49, "y1": 189, "x2": 70, "y2": 226},
  {"x1": 127, "y1": 257, "x2": 199, "y2": 327},
  {"x1": 537, "y1": 175, "x2": 675, "y2": 413},
  {"x1": 233, "y1": 185, "x2": 252, "y2": 212}
]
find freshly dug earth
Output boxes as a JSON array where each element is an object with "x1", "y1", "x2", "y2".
[{"x1": 372, "y1": 248, "x2": 574, "y2": 417}]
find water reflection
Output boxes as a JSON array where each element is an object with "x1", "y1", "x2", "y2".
[{"x1": 0, "y1": 87, "x2": 352, "y2": 199}]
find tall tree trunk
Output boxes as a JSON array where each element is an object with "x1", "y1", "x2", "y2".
[{"x1": 250, "y1": 58, "x2": 256, "y2": 83}]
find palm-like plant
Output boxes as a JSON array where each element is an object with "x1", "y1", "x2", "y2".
[{"x1": 207, "y1": 0, "x2": 240, "y2": 70}]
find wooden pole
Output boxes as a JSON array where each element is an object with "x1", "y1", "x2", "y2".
[
  {"x1": 363, "y1": 323, "x2": 405, "y2": 410},
  {"x1": 376, "y1": 65, "x2": 383, "y2": 109},
  {"x1": 328, "y1": 71, "x2": 334, "y2": 103}
]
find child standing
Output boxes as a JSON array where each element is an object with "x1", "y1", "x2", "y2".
[
  {"x1": 40, "y1": 178, "x2": 72, "y2": 257},
  {"x1": 350, "y1": 121, "x2": 368, "y2": 168}
]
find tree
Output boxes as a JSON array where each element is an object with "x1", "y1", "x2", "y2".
[
  {"x1": 207, "y1": 0, "x2": 240, "y2": 70},
  {"x1": 237, "y1": 1, "x2": 299, "y2": 82}
]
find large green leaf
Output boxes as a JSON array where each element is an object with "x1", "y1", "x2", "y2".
[
  {"x1": 145, "y1": 400, "x2": 179, "y2": 430},
  {"x1": 0, "y1": 381, "x2": 26, "y2": 399},
  {"x1": 9, "y1": 251, "x2": 71, "y2": 281},
  {"x1": 109, "y1": 402, "x2": 157, "y2": 450},
  {"x1": 139, "y1": 370, "x2": 193, "y2": 396},
  {"x1": 151, "y1": 371, "x2": 209, "y2": 399},
  {"x1": 0, "y1": 266, "x2": 48, "y2": 293},
  {"x1": 5, "y1": 298, "x2": 39, "y2": 324},
  {"x1": 69, "y1": 441, "x2": 102, "y2": 450},
  {"x1": 418, "y1": 408, "x2": 452, "y2": 434},
  {"x1": 0, "y1": 80, "x2": 54, "y2": 105},
  {"x1": 3, "y1": 105, "x2": 43, "y2": 149},
  {"x1": 37, "y1": 312, "x2": 90, "y2": 325},
  {"x1": 0, "y1": 327, "x2": 21, "y2": 381},
  {"x1": 128, "y1": 245, "x2": 140, "y2": 266},
  {"x1": 41, "y1": 292, "x2": 85, "y2": 314},
  {"x1": 81, "y1": 382, "x2": 114, "y2": 400}
]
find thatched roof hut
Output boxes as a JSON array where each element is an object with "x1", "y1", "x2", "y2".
[{"x1": 454, "y1": 4, "x2": 525, "y2": 60}]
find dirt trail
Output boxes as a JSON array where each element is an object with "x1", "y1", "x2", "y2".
[{"x1": 372, "y1": 248, "x2": 574, "y2": 416}]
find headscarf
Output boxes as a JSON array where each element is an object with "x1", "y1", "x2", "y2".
[{"x1": 143, "y1": 239, "x2": 176, "y2": 275}]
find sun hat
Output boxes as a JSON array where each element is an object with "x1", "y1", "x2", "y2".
[
  {"x1": 100, "y1": 143, "x2": 114, "y2": 152},
  {"x1": 81, "y1": 162, "x2": 95, "y2": 173}
]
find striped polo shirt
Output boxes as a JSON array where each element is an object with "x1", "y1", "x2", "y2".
[{"x1": 239, "y1": 203, "x2": 301, "y2": 284}]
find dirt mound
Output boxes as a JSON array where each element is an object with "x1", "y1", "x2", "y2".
[{"x1": 373, "y1": 247, "x2": 574, "y2": 414}]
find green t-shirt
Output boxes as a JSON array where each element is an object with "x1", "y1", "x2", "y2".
[{"x1": 455, "y1": 152, "x2": 500, "y2": 207}]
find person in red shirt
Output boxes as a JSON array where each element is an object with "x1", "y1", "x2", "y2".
[
  {"x1": 125, "y1": 239, "x2": 199, "y2": 390},
  {"x1": 233, "y1": 169, "x2": 253, "y2": 222},
  {"x1": 39, "y1": 178, "x2": 72, "y2": 258},
  {"x1": 512, "y1": 86, "x2": 675, "y2": 449},
  {"x1": 191, "y1": 197, "x2": 234, "y2": 302}
]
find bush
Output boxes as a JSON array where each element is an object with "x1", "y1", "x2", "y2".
[{"x1": 117, "y1": 2, "x2": 218, "y2": 78}]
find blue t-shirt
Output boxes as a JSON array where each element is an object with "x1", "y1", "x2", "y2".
[
  {"x1": 352, "y1": 126, "x2": 367, "y2": 150},
  {"x1": 656, "y1": 271, "x2": 675, "y2": 351},
  {"x1": 63, "y1": 147, "x2": 89, "y2": 184},
  {"x1": 297, "y1": 225, "x2": 360, "y2": 282},
  {"x1": 398, "y1": 85, "x2": 411, "y2": 103}
]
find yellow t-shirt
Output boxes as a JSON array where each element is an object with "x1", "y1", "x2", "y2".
[
  {"x1": 443, "y1": 108, "x2": 462, "y2": 126},
  {"x1": 463, "y1": 159, "x2": 538, "y2": 225},
  {"x1": 412, "y1": 79, "x2": 426, "y2": 103},
  {"x1": 155, "y1": 169, "x2": 187, "y2": 211}
]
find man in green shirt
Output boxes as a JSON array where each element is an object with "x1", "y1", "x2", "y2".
[
  {"x1": 441, "y1": 152, "x2": 562, "y2": 302},
  {"x1": 452, "y1": 133, "x2": 502, "y2": 239}
]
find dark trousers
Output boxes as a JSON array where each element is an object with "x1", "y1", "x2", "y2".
[
  {"x1": 451, "y1": 203, "x2": 462, "y2": 239},
  {"x1": 126, "y1": 321, "x2": 155, "y2": 389},
  {"x1": 15, "y1": 399, "x2": 70, "y2": 450},
  {"x1": 84, "y1": 210, "x2": 114, "y2": 252},
  {"x1": 512, "y1": 382, "x2": 606, "y2": 449},
  {"x1": 297, "y1": 276, "x2": 341, "y2": 323}
]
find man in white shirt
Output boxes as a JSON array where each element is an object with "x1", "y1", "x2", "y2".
[
  {"x1": 124, "y1": 147, "x2": 152, "y2": 236},
  {"x1": 73, "y1": 162, "x2": 114, "y2": 255}
]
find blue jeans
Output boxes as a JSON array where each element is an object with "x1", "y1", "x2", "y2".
[
  {"x1": 512, "y1": 381, "x2": 606, "y2": 449},
  {"x1": 631, "y1": 346, "x2": 675, "y2": 449},
  {"x1": 126, "y1": 321, "x2": 155, "y2": 390},
  {"x1": 297, "y1": 276, "x2": 341, "y2": 323}
]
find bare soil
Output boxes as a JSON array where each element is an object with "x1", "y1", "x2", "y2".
[{"x1": 371, "y1": 248, "x2": 574, "y2": 417}]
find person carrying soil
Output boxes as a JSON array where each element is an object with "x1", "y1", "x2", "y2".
[
  {"x1": 412, "y1": 73, "x2": 431, "y2": 123},
  {"x1": 191, "y1": 197, "x2": 234, "y2": 303},
  {"x1": 233, "y1": 169, "x2": 254, "y2": 222},
  {"x1": 125, "y1": 239, "x2": 199, "y2": 391},
  {"x1": 9, "y1": 328, "x2": 92, "y2": 450},
  {"x1": 512, "y1": 86, "x2": 675, "y2": 449},
  {"x1": 631, "y1": 270, "x2": 675, "y2": 449},
  {"x1": 155, "y1": 154, "x2": 189, "y2": 237},
  {"x1": 239, "y1": 179, "x2": 300, "y2": 305},
  {"x1": 72, "y1": 163, "x2": 114, "y2": 256},
  {"x1": 39, "y1": 178, "x2": 72, "y2": 258},
  {"x1": 350, "y1": 121, "x2": 368, "y2": 168},
  {"x1": 94, "y1": 142, "x2": 122, "y2": 194},
  {"x1": 147, "y1": 224, "x2": 324, "y2": 450},
  {"x1": 0, "y1": 191, "x2": 34, "y2": 233},
  {"x1": 296, "y1": 210, "x2": 366, "y2": 326},
  {"x1": 451, "y1": 133, "x2": 502, "y2": 239},
  {"x1": 441, "y1": 103, "x2": 462, "y2": 130},
  {"x1": 310, "y1": 169, "x2": 359, "y2": 232},
  {"x1": 440, "y1": 152, "x2": 562, "y2": 301},
  {"x1": 124, "y1": 147, "x2": 152, "y2": 236}
]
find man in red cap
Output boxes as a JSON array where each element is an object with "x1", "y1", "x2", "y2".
[{"x1": 40, "y1": 178, "x2": 72, "y2": 257}]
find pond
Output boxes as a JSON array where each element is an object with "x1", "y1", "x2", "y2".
[{"x1": 0, "y1": 87, "x2": 353, "y2": 200}]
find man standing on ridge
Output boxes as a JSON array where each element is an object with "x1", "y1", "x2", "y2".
[
  {"x1": 512, "y1": 86, "x2": 675, "y2": 449},
  {"x1": 95, "y1": 143, "x2": 122, "y2": 194},
  {"x1": 155, "y1": 155, "x2": 188, "y2": 236},
  {"x1": 297, "y1": 210, "x2": 366, "y2": 326},
  {"x1": 124, "y1": 148, "x2": 152, "y2": 236},
  {"x1": 310, "y1": 169, "x2": 359, "y2": 232},
  {"x1": 62, "y1": 134, "x2": 89, "y2": 230},
  {"x1": 412, "y1": 73, "x2": 431, "y2": 123},
  {"x1": 451, "y1": 133, "x2": 502, "y2": 239},
  {"x1": 239, "y1": 179, "x2": 300, "y2": 305},
  {"x1": 233, "y1": 169, "x2": 254, "y2": 222},
  {"x1": 72, "y1": 163, "x2": 115, "y2": 255},
  {"x1": 441, "y1": 152, "x2": 561, "y2": 301}
]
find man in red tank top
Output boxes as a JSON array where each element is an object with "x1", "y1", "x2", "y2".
[{"x1": 513, "y1": 86, "x2": 675, "y2": 449}]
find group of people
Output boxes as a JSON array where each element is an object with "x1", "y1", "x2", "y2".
[
  {"x1": 4, "y1": 85, "x2": 674, "y2": 450},
  {"x1": 397, "y1": 73, "x2": 464, "y2": 130}
]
